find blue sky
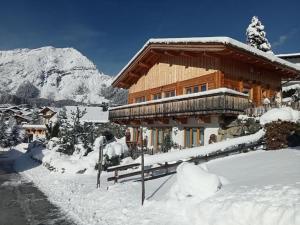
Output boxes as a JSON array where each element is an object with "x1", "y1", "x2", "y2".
[{"x1": 0, "y1": 0, "x2": 299, "y2": 75}]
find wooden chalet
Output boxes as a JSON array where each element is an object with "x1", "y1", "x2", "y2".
[
  {"x1": 39, "y1": 107, "x2": 57, "y2": 124},
  {"x1": 109, "y1": 37, "x2": 300, "y2": 151}
]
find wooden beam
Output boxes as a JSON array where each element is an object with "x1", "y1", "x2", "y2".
[
  {"x1": 150, "y1": 49, "x2": 161, "y2": 55},
  {"x1": 128, "y1": 72, "x2": 140, "y2": 78},
  {"x1": 173, "y1": 117, "x2": 187, "y2": 124},
  {"x1": 180, "y1": 51, "x2": 194, "y2": 57},
  {"x1": 197, "y1": 116, "x2": 211, "y2": 124},
  {"x1": 138, "y1": 62, "x2": 151, "y2": 69},
  {"x1": 157, "y1": 118, "x2": 169, "y2": 124},
  {"x1": 164, "y1": 51, "x2": 177, "y2": 57},
  {"x1": 130, "y1": 120, "x2": 141, "y2": 126}
]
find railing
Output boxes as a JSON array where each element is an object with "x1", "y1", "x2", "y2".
[
  {"x1": 107, "y1": 139, "x2": 264, "y2": 183},
  {"x1": 245, "y1": 101, "x2": 300, "y2": 117},
  {"x1": 109, "y1": 91, "x2": 249, "y2": 121}
]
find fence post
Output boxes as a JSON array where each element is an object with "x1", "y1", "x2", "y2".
[
  {"x1": 97, "y1": 137, "x2": 105, "y2": 188},
  {"x1": 141, "y1": 128, "x2": 145, "y2": 205}
]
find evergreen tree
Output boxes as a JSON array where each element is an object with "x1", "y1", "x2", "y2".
[
  {"x1": 57, "y1": 107, "x2": 73, "y2": 154},
  {"x1": 57, "y1": 107, "x2": 87, "y2": 155},
  {"x1": 0, "y1": 116, "x2": 9, "y2": 147},
  {"x1": 31, "y1": 108, "x2": 41, "y2": 124},
  {"x1": 8, "y1": 123, "x2": 22, "y2": 146},
  {"x1": 45, "y1": 121, "x2": 60, "y2": 140},
  {"x1": 246, "y1": 16, "x2": 273, "y2": 53}
]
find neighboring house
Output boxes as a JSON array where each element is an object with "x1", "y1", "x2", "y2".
[
  {"x1": 277, "y1": 53, "x2": 300, "y2": 65},
  {"x1": 14, "y1": 114, "x2": 32, "y2": 125},
  {"x1": 63, "y1": 106, "x2": 109, "y2": 124},
  {"x1": 39, "y1": 107, "x2": 57, "y2": 124},
  {"x1": 39, "y1": 105, "x2": 109, "y2": 125},
  {"x1": 277, "y1": 53, "x2": 300, "y2": 101},
  {"x1": 109, "y1": 37, "x2": 300, "y2": 152},
  {"x1": 22, "y1": 124, "x2": 47, "y2": 142}
]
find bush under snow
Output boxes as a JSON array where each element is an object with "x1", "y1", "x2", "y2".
[
  {"x1": 260, "y1": 107, "x2": 300, "y2": 125},
  {"x1": 29, "y1": 137, "x2": 128, "y2": 174},
  {"x1": 169, "y1": 162, "x2": 222, "y2": 200}
]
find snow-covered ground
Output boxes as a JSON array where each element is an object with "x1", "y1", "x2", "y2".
[{"x1": 13, "y1": 146, "x2": 300, "y2": 225}]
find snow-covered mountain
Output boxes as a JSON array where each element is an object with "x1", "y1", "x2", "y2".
[{"x1": 0, "y1": 46, "x2": 112, "y2": 103}]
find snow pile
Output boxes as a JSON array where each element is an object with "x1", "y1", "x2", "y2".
[
  {"x1": 169, "y1": 162, "x2": 221, "y2": 200},
  {"x1": 282, "y1": 83, "x2": 300, "y2": 92},
  {"x1": 136, "y1": 129, "x2": 265, "y2": 166},
  {"x1": 0, "y1": 46, "x2": 112, "y2": 103},
  {"x1": 94, "y1": 136, "x2": 128, "y2": 159},
  {"x1": 28, "y1": 137, "x2": 128, "y2": 174},
  {"x1": 29, "y1": 147, "x2": 99, "y2": 174},
  {"x1": 260, "y1": 107, "x2": 300, "y2": 125}
]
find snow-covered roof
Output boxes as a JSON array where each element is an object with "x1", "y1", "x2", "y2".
[
  {"x1": 113, "y1": 36, "x2": 300, "y2": 86},
  {"x1": 110, "y1": 88, "x2": 247, "y2": 110},
  {"x1": 15, "y1": 114, "x2": 32, "y2": 121},
  {"x1": 22, "y1": 124, "x2": 46, "y2": 129},
  {"x1": 276, "y1": 53, "x2": 300, "y2": 58},
  {"x1": 64, "y1": 106, "x2": 109, "y2": 123}
]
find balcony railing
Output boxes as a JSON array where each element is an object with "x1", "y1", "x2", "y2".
[{"x1": 109, "y1": 88, "x2": 249, "y2": 122}]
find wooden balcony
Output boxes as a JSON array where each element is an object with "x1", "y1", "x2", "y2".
[{"x1": 109, "y1": 88, "x2": 249, "y2": 122}]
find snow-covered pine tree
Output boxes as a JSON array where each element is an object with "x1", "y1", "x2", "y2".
[
  {"x1": 31, "y1": 108, "x2": 41, "y2": 124},
  {"x1": 0, "y1": 116, "x2": 9, "y2": 147},
  {"x1": 8, "y1": 123, "x2": 22, "y2": 146},
  {"x1": 246, "y1": 16, "x2": 273, "y2": 53},
  {"x1": 57, "y1": 107, "x2": 73, "y2": 154}
]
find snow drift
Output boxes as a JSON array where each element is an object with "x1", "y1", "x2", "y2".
[
  {"x1": 29, "y1": 137, "x2": 128, "y2": 174},
  {"x1": 260, "y1": 107, "x2": 300, "y2": 125},
  {"x1": 169, "y1": 162, "x2": 221, "y2": 200}
]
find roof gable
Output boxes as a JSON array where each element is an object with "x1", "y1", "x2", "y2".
[{"x1": 113, "y1": 37, "x2": 300, "y2": 88}]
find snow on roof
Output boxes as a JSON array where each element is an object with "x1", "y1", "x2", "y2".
[
  {"x1": 276, "y1": 53, "x2": 300, "y2": 58},
  {"x1": 113, "y1": 36, "x2": 300, "y2": 84},
  {"x1": 22, "y1": 124, "x2": 46, "y2": 129},
  {"x1": 64, "y1": 106, "x2": 109, "y2": 123},
  {"x1": 15, "y1": 114, "x2": 32, "y2": 121},
  {"x1": 110, "y1": 88, "x2": 248, "y2": 110}
]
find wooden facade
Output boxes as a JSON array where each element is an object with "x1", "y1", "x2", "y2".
[
  {"x1": 110, "y1": 38, "x2": 300, "y2": 123},
  {"x1": 126, "y1": 53, "x2": 283, "y2": 106}
]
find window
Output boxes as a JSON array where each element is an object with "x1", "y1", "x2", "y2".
[
  {"x1": 151, "y1": 128, "x2": 172, "y2": 150},
  {"x1": 185, "y1": 87, "x2": 193, "y2": 94},
  {"x1": 185, "y1": 127, "x2": 204, "y2": 148},
  {"x1": 200, "y1": 84, "x2": 207, "y2": 92},
  {"x1": 132, "y1": 128, "x2": 139, "y2": 142},
  {"x1": 194, "y1": 86, "x2": 199, "y2": 93},
  {"x1": 165, "y1": 90, "x2": 176, "y2": 98},
  {"x1": 153, "y1": 93, "x2": 162, "y2": 100},
  {"x1": 135, "y1": 96, "x2": 145, "y2": 103}
]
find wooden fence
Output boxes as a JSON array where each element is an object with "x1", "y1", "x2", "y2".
[{"x1": 107, "y1": 139, "x2": 264, "y2": 183}]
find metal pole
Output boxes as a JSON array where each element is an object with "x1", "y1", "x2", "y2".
[
  {"x1": 97, "y1": 137, "x2": 105, "y2": 188},
  {"x1": 141, "y1": 128, "x2": 145, "y2": 205}
]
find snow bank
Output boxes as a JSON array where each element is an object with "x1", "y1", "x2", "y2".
[
  {"x1": 260, "y1": 107, "x2": 300, "y2": 125},
  {"x1": 29, "y1": 137, "x2": 128, "y2": 174},
  {"x1": 29, "y1": 146, "x2": 99, "y2": 174},
  {"x1": 169, "y1": 163, "x2": 221, "y2": 200},
  {"x1": 282, "y1": 84, "x2": 300, "y2": 92},
  {"x1": 135, "y1": 129, "x2": 265, "y2": 166}
]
